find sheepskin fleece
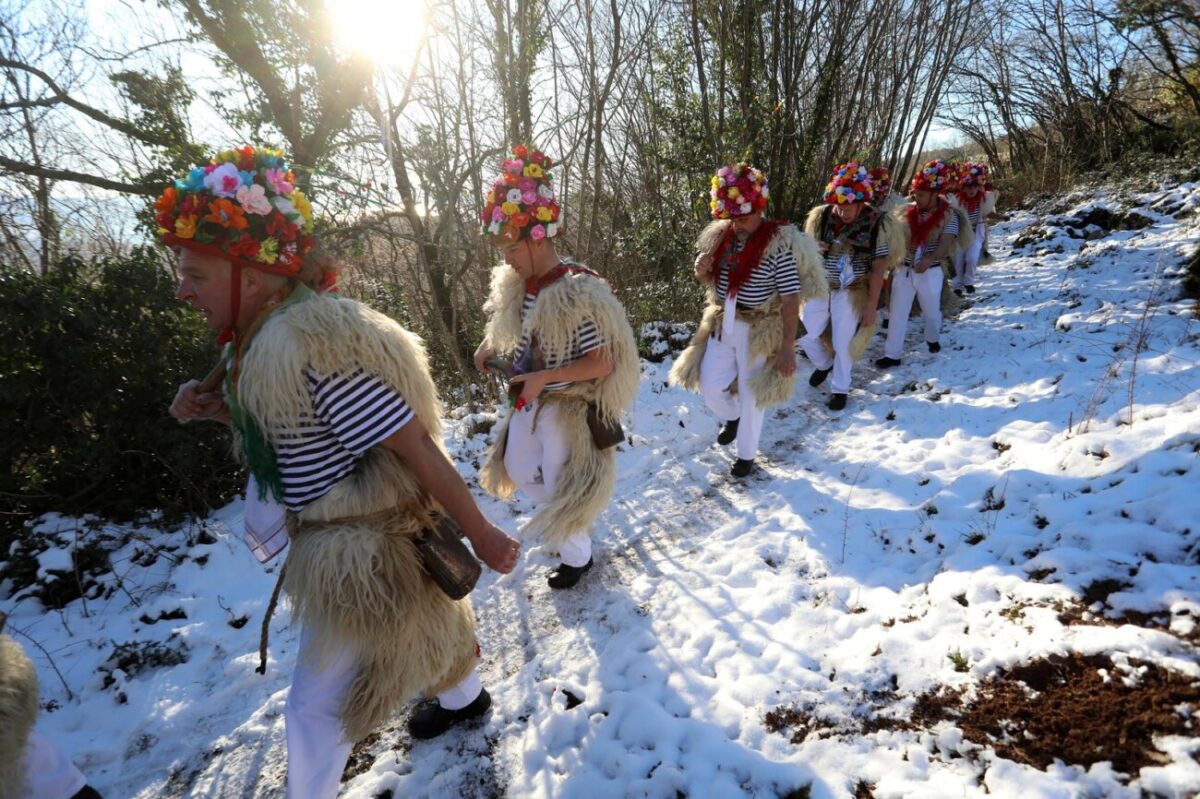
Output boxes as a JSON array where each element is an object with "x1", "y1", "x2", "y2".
[
  {"x1": 0, "y1": 634, "x2": 38, "y2": 799},
  {"x1": 480, "y1": 265, "x2": 639, "y2": 548},
  {"x1": 981, "y1": 189, "x2": 999, "y2": 218},
  {"x1": 237, "y1": 295, "x2": 476, "y2": 743},
  {"x1": 668, "y1": 221, "x2": 826, "y2": 407},
  {"x1": 891, "y1": 203, "x2": 964, "y2": 319},
  {"x1": 801, "y1": 206, "x2": 904, "y2": 361}
]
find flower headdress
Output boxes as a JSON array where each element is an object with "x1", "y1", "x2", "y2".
[
  {"x1": 868, "y1": 167, "x2": 892, "y2": 202},
  {"x1": 481, "y1": 144, "x2": 561, "y2": 246},
  {"x1": 155, "y1": 146, "x2": 315, "y2": 276},
  {"x1": 909, "y1": 159, "x2": 954, "y2": 193},
  {"x1": 958, "y1": 162, "x2": 990, "y2": 189},
  {"x1": 710, "y1": 163, "x2": 768, "y2": 219},
  {"x1": 823, "y1": 161, "x2": 875, "y2": 205}
]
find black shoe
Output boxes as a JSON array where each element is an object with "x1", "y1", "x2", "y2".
[
  {"x1": 966, "y1": 285, "x2": 976, "y2": 294},
  {"x1": 953, "y1": 288, "x2": 964, "y2": 297},
  {"x1": 717, "y1": 418, "x2": 740, "y2": 445},
  {"x1": 548, "y1": 558, "x2": 593, "y2": 589},
  {"x1": 808, "y1": 367, "x2": 832, "y2": 387},
  {"x1": 731, "y1": 458, "x2": 754, "y2": 478},
  {"x1": 875, "y1": 356, "x2": 902, "y2": 369},
  {"x1": 828, "y1": 393, "x2": 848, "y2": 411},
  {"x1": 927, "y1": 342, "x2": 941, "y2": 353},
  {"x1": 881, "y1": 318, "x2": 889, "y2": 329},
  {"x1": 408, "y1": 688, "x2": 492, "y2": 740},
  {"x1": 71, "y1": 788, "x2": 104, "y2": 799}
]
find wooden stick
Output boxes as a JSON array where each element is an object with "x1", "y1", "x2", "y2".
[{"x1": 196, "y1": 358, "x2": 227, "y2": 394}]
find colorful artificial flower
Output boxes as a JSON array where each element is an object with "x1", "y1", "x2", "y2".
[
  {"x1": 264, "y1": 168, "x2": 294, "y2": 195},
  {"x1": 174, "y1": 214, "x2": 198, "y2": 239},
  {"x1": 823, "y1": 161, "x2": 875, "y2": 205},
  {"x1": 290, "y1": 189, "x2": 314, "y2": 232},
  {"x1": 155, "y1": 145, "x2": 315, "y2": 275},
  {"x1": 869, "y1": 167, "x2": 892, "y2": 201},
  {"x1": 204, "y1": 162, "x2": 244, "y2": 199},
  {"x1": 909, "y1": 159, "x2": 954, "y2": 193},
  {"x1": 481, "y1": 144, "x2": 562, "y2": 245},
  {"x1": 958, "y1": 162, "x2": 990, "y2": 189},
  {"x1": 709, "y1": 162, "x2": 768, "y2": 219},
  {"x1": 205, "y1": 198, "x2": 248, "y2": 230},
  {"x1": 236, "y1": 184, "x2": 272, "y2": 216},
  {"x1": 255, "y1": 237, "x2": 279, "y2": 264}
]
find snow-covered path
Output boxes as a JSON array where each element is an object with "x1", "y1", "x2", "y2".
[{"x1": 6, "y1": 177, "x2": 1200, "y2": 799}]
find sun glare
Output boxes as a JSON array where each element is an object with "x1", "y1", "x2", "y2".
[{"x1": 331, "y1": 0, "x2": 431, "y2": 68}]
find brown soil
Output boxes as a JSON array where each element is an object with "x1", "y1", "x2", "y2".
[
  {"x1": 764, "y1": 653, "x2": 1199, "y2": 777},
  {"x1": 956, "y1": 653, "x2": 1198, "y2": 774}
]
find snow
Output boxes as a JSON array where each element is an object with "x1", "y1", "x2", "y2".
[{"x1": 5, "y1": 177, "x2": 1200, "y2": 798}]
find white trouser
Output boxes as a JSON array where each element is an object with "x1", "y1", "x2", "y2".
[
  {"x1": 284, "y1": 628, "x2": 482, "y2": 799},
  {"x1": 699, "y1": 301, "x2": 768, "y2": 461},
  {"x1": 884, "y1": 265, "x2": 943, "y2": 359},
  {"x1": 503, "y1": 400, "x2": 592, "y2": 566},
  {"x1": 799, "y1": 289, "x2": 859, "y2": 394},
  {"x1": 21, "y1": 730, "x2": 87, "y2": 799},
  {"x1": 953, "y1": 222, "x2": 986, "y2": 289}
]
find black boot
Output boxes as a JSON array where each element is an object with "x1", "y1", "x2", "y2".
[
  {"x1": 828, "y1": 393, "x2": 848, "y2": 411},
  {"x1": 875, "y1": 356, "x2": 902, "y2": 369},
  {"x1": 717, "y1": 418, "x2": 740, "y2": 445},
  {"x1": 731, "y1": 458, "x2": 754, "y2": 478},
  {"x1": 71, "y1": 788, "x2": 104, "y2": 799},
  {"x1": 548, "y1": 558, "x2": 593, "y2": 589},
  {"x1": 966, "y1": 285, "x2": 976, "y2": 294},
  {"x1": 927, "y1": 341, "x2": 941, "y2": 353},
  {"x1": 408, "y1": 688, "x2": 492, "y2": 740},
  {"x1": 808, "y1": 367, "x2": 832, "y2": 387}
]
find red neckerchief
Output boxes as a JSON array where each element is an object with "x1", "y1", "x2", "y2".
[
  {"x1": 710, "y1": 219, "x2": 783, "y2": 298},
  {"x1": 957, "y1": 191, "x2": 984, "y2": 216},
  {"x1": 526, "y1": 261, "x2": 605, "y2": 296},
  {"x1": 906, "y1": 197, "x2": 950, "y2": 250}
]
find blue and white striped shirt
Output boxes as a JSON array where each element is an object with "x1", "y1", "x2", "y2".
[
  {"x1": 714, "y1": 239, "x2": 801, "y2": 307},
  {"x1": 822, "y1": 241, "x2": 890, "y2": 285},
  {"x1": 272, "y1": 368, "x2": 414, "y2": 511},
  {"x1": 905, "y1": 208, "x2": 960, "y2": 266},
  {"x1": 513, "y1": 290, "x2": 605, "y2": 393}
]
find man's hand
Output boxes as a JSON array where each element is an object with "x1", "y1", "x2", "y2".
[
  {"x1": 464, "y1": 523, "x2": 520, "y2": 574},
  {"x1": 473, "y1": 342, "x2": 496, "y2": 373},
  {"x1": 694, "y1": 252, "x2": 714, "y2": 282},
  {"x1": 509, "y1": 371, "x2": 549, "y2": 406},
  {"x1": 915, "y1": 256, "x2": 934, "y2": 274},
  {"x1": 774, "y1": 347, "x2": 796, "y2": 377},
  {"x1": 170, "y1": 379, "x2": 227, "y2": 423}
]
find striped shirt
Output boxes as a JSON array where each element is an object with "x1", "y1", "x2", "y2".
[
  {"x1": 272, "y1": 368, "x2": 414, "y2": 511},
  {"x1": 513, "y1": 288, "x2": 605, "y2": 393},
  {"x1": 905, "y1": 208, "x2": 960, "y2": 266},
  {"x1": 714, "y1": 239, "x2": 801, "y2": 307},
  {"x1": 822, "y1": 242, "x2": 890, "y2": 286}
]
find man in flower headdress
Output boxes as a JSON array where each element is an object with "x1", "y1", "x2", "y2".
[
  {"x1": 869, "y1": 166, "x2": 905, "y2": 212},
  {"x1": 475, "y1": 144, "x2": 639, "y2": 589},
  {"x1": 163, "y1": 146, "x2": 520, "y2": 798},
  {"x1": 950, "y1": 162, "x2": 1000, "y2": 295},
  {"x1": 799, "y1": 162, "x2": 904, "y2": 410},
  {"x1": 670, "y1": 162, "x2": 825, "y2": 473},
  {"x1": 876, "y1": 159, "x2": 963, "y2": 369}
]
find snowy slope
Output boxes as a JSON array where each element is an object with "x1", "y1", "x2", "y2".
[{"x1": 4, "y1": 176, "x2": 1200, "y2": 799}]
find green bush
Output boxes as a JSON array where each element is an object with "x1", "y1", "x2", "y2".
[{"x1": 0, "y1": 248, "x2": 243, "y2": 540}]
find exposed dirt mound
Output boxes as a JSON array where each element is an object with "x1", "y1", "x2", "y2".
[
  {"x1": 765, "y1": 653, "x2": 1198, "y2": 778},
  {"x1": 957, "y1": 652, "x2": 1199, "y2": 774}
]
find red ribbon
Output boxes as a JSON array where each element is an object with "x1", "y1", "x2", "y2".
[
  {"x1": 906, "y1": 198, "x2": 950, "y2": 250},
  {"x1": 525, "y1": 262, "x2": 604, "y2": 296},
  {"x1": 710, "y1": 219, "x2": 783, "y2": 298}
]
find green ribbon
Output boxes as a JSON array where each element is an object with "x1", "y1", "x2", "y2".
[{"x1": 225, "y1": 284, "x2": 317, "y2": 503}]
